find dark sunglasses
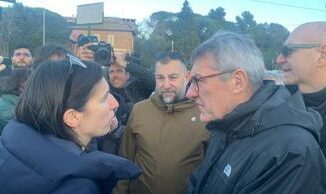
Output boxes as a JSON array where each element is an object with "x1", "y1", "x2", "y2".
[
  {"x1": 62, "y1": 54, "x2": 87, "y2": 109},
  {"x1": 280, "y1": 43, "x2": 320, "y2": 57}
]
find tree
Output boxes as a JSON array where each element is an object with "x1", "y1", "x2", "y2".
[
  {"x1": 178, "y1": 0, "x2": 194, "y2": 24},
  {"x1": 134, "y1": 4, "x2": 289, "y2": 70},
  {"x1": 0, "y1": 3, "x2": 70, "y2": 56},
  {"x1": 235, "y1": 11, "x2": 256, "y2": 33},
  {"x1": 208, "y1": 7, "x2": 226, "y2": 22}
]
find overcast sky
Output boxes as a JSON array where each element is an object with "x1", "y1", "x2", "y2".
[{"x1": 1, "y1": 0, "x2": 325, "y2": 31}]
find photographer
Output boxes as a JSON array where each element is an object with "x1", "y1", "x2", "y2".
[{"x1": 71, "y1": 33, "x2": 155, "y2": 154}]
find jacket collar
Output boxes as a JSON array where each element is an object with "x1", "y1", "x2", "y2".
[
  {"x1": 1, "y1": 120, "x2": 141, "y2": 182},
  {"x1": 150, "y1": 92, "x2": 196, "y2": 113},
  {"x1": 207, "y1": 81, "x2": 322, "y2": 141},
  {"x1": 302, "y1": 86, "x2": 326, "y2": 116}
]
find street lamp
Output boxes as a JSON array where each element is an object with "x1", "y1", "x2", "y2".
[
  {"x1": 43, "y1": 8, "x2": 45, "y2": 45},
  {"x1": 166, "y1": 30, "x2": 174, "y2": 52}
]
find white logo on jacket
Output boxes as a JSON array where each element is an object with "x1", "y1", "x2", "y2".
[{"x1": 223, "y1": 164, "x2": 232, "y2": 177}]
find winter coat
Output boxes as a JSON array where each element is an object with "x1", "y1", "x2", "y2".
[
  {"x1": 0, "y1": 94, "x2": 19, "y2": 134},
  {"x1": 302, "y1": 87, "x2": 326, "y2": 156},
  {"x1": 114, "y1": 92, "x2": 210, "y2": 194},
  {"x1": 0, "y1": 120, "x2": 141, "y2": 194},
  {"x1": 186, "y1": 82, "x2": 326, "y2": 194}
]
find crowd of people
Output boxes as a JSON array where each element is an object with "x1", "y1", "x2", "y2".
[{"x1": 0, "y1": 21, "x2": 325, "y2": 193}]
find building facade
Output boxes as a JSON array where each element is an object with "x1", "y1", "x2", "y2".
[{"x1": 67, "y1": 17, "x2": 137, "y2": 54}]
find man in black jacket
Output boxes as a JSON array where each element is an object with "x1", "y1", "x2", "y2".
[
  {"x1": 186, "y1": 31, "x2": 326, "y2": 193},
  {"x1": 99, "y1": 52, "x2": 155, "y2": 154},
  {"x1": 276, "y1": 22, "x2": 326, "y2": 156}
]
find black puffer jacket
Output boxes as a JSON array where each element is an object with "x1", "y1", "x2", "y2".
[{"x1": 187, "y1": 82, "x2": 326, "y2": 194}]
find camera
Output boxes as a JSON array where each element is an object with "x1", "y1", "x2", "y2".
[
  {"x1": 125, "y1": 52, "x2": 141, "y2": 65},
  {"x1": 0, "y1": 57, "x2": 12, "y2": 77},
  {"x1": 77, "y1": 34, "x2": 114, "y2": 66}
]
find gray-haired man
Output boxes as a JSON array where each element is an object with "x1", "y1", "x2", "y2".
[{"x1": 186, "y1": 31, "x2": 326, "y2": 194}]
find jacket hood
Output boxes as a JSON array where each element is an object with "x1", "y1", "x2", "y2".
[
  {"x1": 207, "y1": 81, "x2": 322, "y2": 142},
  {"x1": 150, "y1": 92, "x2": 196, "y2": 113},
  {"x1": 0, "y1": 120, "x2": 141, "y2": 192}
]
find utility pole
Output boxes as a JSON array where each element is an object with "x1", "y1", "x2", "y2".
[{"x1": 42, "y1": 8, "x2": 45, "y2": 45}]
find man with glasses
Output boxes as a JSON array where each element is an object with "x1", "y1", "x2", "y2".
[
  {"x1": 185, "y1": 31, "x2": 326, "y2": 194},
  {"x1": 11, "y1": 44, "x2": 33, "y2": 68},
  {"x1": 114, "y1": 52, "x2": 209, "y2": 194},
  {"x1": 276, "y1": 22, "x2": 326, "y2": 156}
]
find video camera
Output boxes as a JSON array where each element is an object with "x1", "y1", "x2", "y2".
[{"x1": 77, "y1": 34, "x2": 115, "y2": 66}]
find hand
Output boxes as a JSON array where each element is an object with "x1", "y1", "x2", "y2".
[
  {"x1": 76, "y1": 43, "x2": 95, "y2": 61},
  {"x1": 0, "y1": 64, "x2": 5, "y2": 72},
  {"x1": 69, "y1": 30, "x2": 82, "y2": 43},
  {"x1": 0, "y1": 56, "x2": 5, "y2": 72}
]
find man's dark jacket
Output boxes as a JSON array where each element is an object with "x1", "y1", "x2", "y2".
[
  {"x1": 187, "y1": 82, "x2": 326, "y2": 194},
  {"x1": 0, "y1": 120, "x2": 141, "y2": 194},
  {"x1": 99, "y1": 62, "x2": 155, "y2": 154},
  {"x1": 302, "y1": 87, "x2": 326, "y2": 156}
]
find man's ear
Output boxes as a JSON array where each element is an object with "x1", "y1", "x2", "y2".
[
  {"x1": 185, "y1": 70, "x2": 190, "y2": 80},
  {"x1": 317, "y1": 41, "x2": 326, "y2": 67},
  {"x1": 63, "y1": 109, "x2": 82, "y2": 128},
  {"x1": 126, "y1": 72, "x2": 130, "y2": 79},
  {"x1": 230, "y1": 69, "x2": 248, "y2": 94}
]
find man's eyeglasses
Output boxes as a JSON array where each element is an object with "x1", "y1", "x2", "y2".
[
  {"x1": 62, "y1": 54, "x2": 87, "y2": 109},
  {"x1": 188, "y1": 71, "x2": 234, "y2": 91},
  {"x1": 280, "y1": 43, "x2": 320, "y2": 58}
]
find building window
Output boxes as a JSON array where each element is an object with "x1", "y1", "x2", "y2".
[{"x1": 107, "y1": 35, "x2": 114, "y2": 46}]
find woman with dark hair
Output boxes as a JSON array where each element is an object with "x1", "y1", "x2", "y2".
[
  {"x1": 0, "y1": 68, "x2": 29, "y2": 133},
  {"x1": 0, "y1": 55, "x2": 141, "y2": 193}
]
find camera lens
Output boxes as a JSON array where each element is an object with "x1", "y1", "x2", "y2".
[{"x1": 97, "y1": 48, "x2": 109, "y2": 60}]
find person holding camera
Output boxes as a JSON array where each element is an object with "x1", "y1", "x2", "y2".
[
  {"x1": 0, "y1": 56, "x2": 141, "y2": 193},
  {"x1": 71, "y1": 32, "x2": 155, "y2": 154}
]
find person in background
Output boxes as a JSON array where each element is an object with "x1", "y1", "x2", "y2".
[
  {"x1": 186, "y1": 31, "x2": 326, "y2": 193},
  {"x1": 33, "y1": 44, "x2": 68, "y2": 67},
  {"x1": 0, "y1": 57, "x2": 141, "y2": 194},
  {"x1": 276, "y1": 22, "x2": 326, "y2": 156},
  {"x1": 114, "y1": 52, "x2": 209, "y2": 194},
  {"x1": 75, "y1": 44, "x2": 155, "y2": 154},
  {"x1": 98, "y1": 52, "x2": 156, "y2": 154},
  {"x1": 0, "y1": 68, "x2": 30, "y2": 133},
  {"x1": 11, "y1": 44, "x2": 33, "y2": 68}
]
